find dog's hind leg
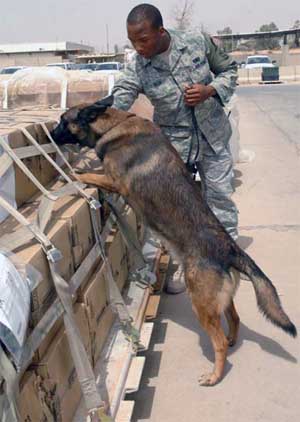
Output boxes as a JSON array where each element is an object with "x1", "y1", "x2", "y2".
[
  {"x1": 186, "y1": 267, "x2": 230, "y2": 386},
  {"x1": 194, "y1": 303, "x2": 228, "y2": 386},
  {"x1": 224, "y1": 299, "x2": 240, "y2": 347}
]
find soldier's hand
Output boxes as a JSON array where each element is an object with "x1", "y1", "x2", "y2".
[{"x1": 184, "y1": 84, "x2": 216, "y2": 106}]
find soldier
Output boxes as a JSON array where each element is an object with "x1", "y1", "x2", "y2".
[{"x1": 112, "y1": 3, "x2": 238, "y2": 293}]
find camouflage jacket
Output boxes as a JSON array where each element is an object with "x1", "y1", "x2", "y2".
[{"x1": 112, "y1": 30, "x2": 238, "y2": 158}]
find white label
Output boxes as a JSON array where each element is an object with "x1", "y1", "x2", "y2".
[{"x1": 0, "y1": 252, "x2": 30, "y2": 346}]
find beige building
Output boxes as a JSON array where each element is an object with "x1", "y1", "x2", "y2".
[{"x1": 0, "y1": 41, "x2": 94, "y2": 68}]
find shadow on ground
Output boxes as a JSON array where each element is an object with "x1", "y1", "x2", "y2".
[{"x1": 130, "y1": 279, "x2": 297, "y2": 420}]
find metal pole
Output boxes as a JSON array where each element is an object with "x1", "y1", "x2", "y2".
[{"x1": 106, "y1": 24, "x2": 109, "y2": 54}]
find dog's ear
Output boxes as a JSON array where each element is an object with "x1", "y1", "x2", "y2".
[
  {"x1": 78, "y1": 95, "x2": 114, "y2": 123},
  {"x1": 94, "y1": 94, "x2": 114, "y2": 108}
]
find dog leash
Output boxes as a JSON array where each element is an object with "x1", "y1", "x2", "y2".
[
  {"x1": 171, "y1": 81, "x2": 206, "y2": 191},
  {"x1": 186, "y1": 106, "x2": 200, "y2": 176},
  {"x1": 186, "y1": 107, "x2": 206, "y2": 197}
]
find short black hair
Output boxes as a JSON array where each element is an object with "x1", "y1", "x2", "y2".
[{"x1": 127, "y1": 4, "x2": 163, "y2": 29}]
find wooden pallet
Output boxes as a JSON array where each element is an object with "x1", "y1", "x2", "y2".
[
  {"x1": 152, "y1": 251, "x2": 170, "y2": 293},
  {"x1": 73, "y1": 244, "x2": 163, "y2": 421}
]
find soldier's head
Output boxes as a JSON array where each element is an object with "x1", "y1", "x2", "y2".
[{"x1": 127, "y1": 4, "x2": 170, "y2": 59}]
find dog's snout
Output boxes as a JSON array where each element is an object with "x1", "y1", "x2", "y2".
[
  {"x1": 50, "y1": 124, "x2": 62, "y2": 143},
  {"x1": 50, "y1": 120, "x2": 74, "y2": 145}
]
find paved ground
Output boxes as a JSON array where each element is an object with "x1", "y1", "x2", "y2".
[{"x1": 129, "y1": 84, "x2": 300, "y2": 422}]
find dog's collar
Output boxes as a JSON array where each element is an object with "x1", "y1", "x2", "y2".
[
  {"x1": 95, "y1": 113, "x2": 136, "y2": 160},
  {"x1": 100, "y1": 112, "x2": 136, "y2": 137}
]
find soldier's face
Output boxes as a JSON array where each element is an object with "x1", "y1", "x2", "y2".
[{"x1": 127, "y1": 20, "x2": 165, "y2": 59}]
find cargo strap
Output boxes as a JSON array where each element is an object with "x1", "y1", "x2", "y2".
[
  {"x1": 0, "y1": 132, "x2": 114, "y2": 420},
  {"x1": 39, "y1": 124, "x2": 145, "y2": 344},
  {"x1": 103, "y1": 195, "x2": 156, "y2": 287},
  {"x1": 0, "y1": 134, "x2": 84, "y2": 236},
  {"x1": 41, "y1": 122, "x2": 156, "y2": 285},
  {"x1": 0, "y1": 123, "x2": 155, "y2": 418},
  {"x1": 0, "y1": 195, "x2": 111, "y2": 422},
  {"x1": 0, "y1": 130, "x2": 140, "y2": 347}
]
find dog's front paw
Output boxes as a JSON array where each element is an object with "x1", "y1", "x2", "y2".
[{"x1": 198, "y1": 372, "x2": 220, "y2": 387}]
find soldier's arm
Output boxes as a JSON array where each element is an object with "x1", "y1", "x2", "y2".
[
  {"x1": 204, "y1": 33, "x2": 238, "y2": 105},
  {"x1": 112, "y1": 58, "x2": 143, "y2": 111}
]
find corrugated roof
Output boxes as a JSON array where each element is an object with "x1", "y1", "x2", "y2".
[{"x1": 0, "y1": 42, "x2": 94, "y2": 54}]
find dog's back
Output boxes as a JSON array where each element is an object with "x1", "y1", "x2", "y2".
[{"x1": 52, "y1": 98, "x2": 297, "y2": 386}]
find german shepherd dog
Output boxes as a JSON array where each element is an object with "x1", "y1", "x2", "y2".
[{"x1": 51, "y1": 95, "x2": 297, "y2": 386}]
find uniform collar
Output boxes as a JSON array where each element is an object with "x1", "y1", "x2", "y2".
[{"x1": 139, "y1": 29, "x2": 187, "y2": 70}]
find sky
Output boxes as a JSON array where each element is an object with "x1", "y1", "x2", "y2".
[{"x1": 0, "y1": 0, "x2": 299, "y2": 52}]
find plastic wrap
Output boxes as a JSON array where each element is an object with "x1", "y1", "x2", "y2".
[
  {"x1": 6, "y1": 67, "x2": 67, "y2": 109},
  {"x1": 0, "y1": 75, "x2": 11, "y2": 109},
  {"x1": 2, "y1": 67, "x2": 120, "y2": 110},
  {"x1": 67, "y1": 69, "x2": 111, "y2": 106},
  {"x1": 0, "y1": 249, "x2": 41, "y2": 369}
]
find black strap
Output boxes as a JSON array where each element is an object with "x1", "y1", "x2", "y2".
[
  {"x1": 186, "y1": 107, "x2": 200, "y2": 173},
  {"x1": 186, "y1": 108, "x2": 206, "y2": 197}
]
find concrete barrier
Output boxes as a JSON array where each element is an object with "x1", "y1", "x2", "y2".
[{"x1": 238, "y1": 66, "x2": 300, "y2": 84}]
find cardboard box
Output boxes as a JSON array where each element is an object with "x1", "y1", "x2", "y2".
[
  {"x1": 73, "y1": 302, "x2": 92, "y2": 361},
  {"x1": 35, "y1": 299, "x2": 92, "y2": 363},
  {"x1": 77, "y1": 264, "x2": 107, "y2": 321},
  {"x1": 51, "y1": 184, "x2": 99, "y2": 270},
  {"x1": 36, "y1": 329, "x2": 80, "y2": 422},
  {"x1": 122, "y1": 205, "x2": 138, "y2": 271},
  {"x1": 35, "y1": 303, "x2": 91, "y2": 422},
  {"x1": 0, "y1": 214, "x2": 74, "y2": 326},
  {"x1": 105, "y1": 229, "x2": 128, "y2": 291},
  {"x1": 0, "y1": 180, "x2": 101, "y2": 328},
  {"x1": 0, "y1": 122, "x2": 59, "y2": 209},
  {"x1": 77, "y1": 263, "x2": 114, "y2": 366},
  {"x1": 93, "y1": 306, "x2": 115, "y2": 366},
  {"x1": 18, "y1": 371, "x2": 48, "y2": 422}
]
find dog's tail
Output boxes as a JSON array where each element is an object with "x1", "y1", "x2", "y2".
[{"x1": 231, "y1": 250, "x2": 297, "y2": 337}]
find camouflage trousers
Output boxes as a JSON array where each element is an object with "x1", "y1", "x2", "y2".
[
  {"x1": 163, "y1": 129, "x2": 238, "y2": 240},
  {"x1": 196, "y1": 140, "x2": 238, "y2": 240}
]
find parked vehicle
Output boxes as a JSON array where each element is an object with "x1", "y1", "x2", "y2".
[
  {"x1": 94, "y1": 62, "x2": 124, "y2": 73},
  {"x1": 68, "y1": 62, "x2": 124, "y2": 72},
  {"x1": 244, "y1": 55, "x2": 274, "y2": 69},
  {"x1": 46, "y1": 62, "x2": 76, "y2": 70},
  {"x1": 74, "y1": 63, "x2": 99, "y2": 71},
  {"x1": 0, "y1": 66, "x2": 26, "y2": 75}
]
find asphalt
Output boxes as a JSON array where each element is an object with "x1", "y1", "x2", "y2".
[{"x1": 129, "y1": 84, "x2": 300, "y2": 422}]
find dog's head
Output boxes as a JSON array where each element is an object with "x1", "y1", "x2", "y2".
[{"x1": 51, "y1": 95, "x2": 114, "y2": 148}]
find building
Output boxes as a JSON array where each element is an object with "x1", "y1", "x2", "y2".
[
  {"x1": 0, "y1": 42, "x2": 94, "y2": 68},
  {"x1": 75, "y1": 52, "x2": 125, "y2": 64}
]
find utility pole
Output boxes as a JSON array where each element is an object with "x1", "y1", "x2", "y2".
[{"x1": 106, "y1": 24, "x2": 109, "y2": 54}]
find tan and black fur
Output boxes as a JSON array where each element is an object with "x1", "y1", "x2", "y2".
[{"x1": 51, "y1": 95, "x2": 297, "y2": 386}]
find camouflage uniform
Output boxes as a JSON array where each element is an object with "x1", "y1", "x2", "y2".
[{"x1": 112, "y1": 30, "x2": 238, "y2": 239}]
